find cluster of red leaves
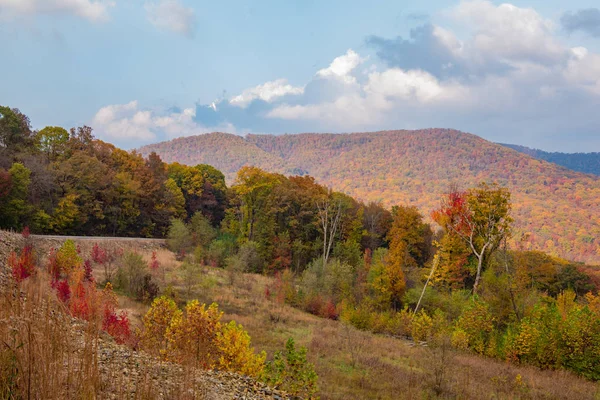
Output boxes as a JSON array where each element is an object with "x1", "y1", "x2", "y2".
[
  {"x1": 69, "y1": 281, "x2": 92, "y2": 320},
  {"x1": 102, "y1": 306, "x2": 131, "y2": 345},
  {"x1": 83, "y1": 259, "x2": 95, "y2": 282},
  {"x1": 265, "y1": 271, "x2": 287, "y2": 305},
  {"x1": 431, "y1": 189, "x2": 471, "y2": 234},
  {"x1": 149, "y1": 251, "x2": 159, "y2": 271},
  {"x1": 53, "y1": 244, "x2": 131, "y2": 344},
  {"x1": 91, "y1": 243, "x2": 107, "y2": 264},
  {"x1": 55, "y1": 279, "x2": 71, "y2": 303},
  {"x1": 268, "y1": 236, "x2": 292, "y2": 273},
  {"x1": 303, "y1": 295, "x2": 338, "y2": 320},
  {"x1": 9, "y1": 245, "x2": 36, "y2": 283},
  {"x1": 11, "y1": 241, "x2": 133, "y2": 345}
]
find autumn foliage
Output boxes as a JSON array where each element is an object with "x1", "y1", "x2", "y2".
[{"x1": 141, "y1": 296, "x2": 265, "y2": 376}]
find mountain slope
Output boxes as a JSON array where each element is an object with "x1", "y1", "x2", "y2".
[
  {"x1": 139, "y1": 129, "x2": 600, "y2": 264},
  {"x1": 500, "y1": 143, "x2": 600, "y2": 176}
]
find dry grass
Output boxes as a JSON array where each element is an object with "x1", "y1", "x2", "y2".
[
  {"x1": 0, "y1": 270, "x2": 212, "y2": 399},
  {"x1": 0, "y1": 275, "x2": 101, "y2": 399},
  {"x1": 123, "y1": 252, "x2": 600, "y2": 400}
]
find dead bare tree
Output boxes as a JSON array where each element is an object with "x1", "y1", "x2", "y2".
[{"x1": 316, "y1": 191, "x2": 343, "y2": 266}]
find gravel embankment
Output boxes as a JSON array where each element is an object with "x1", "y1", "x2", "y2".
[{"x1": 0, "y1": 230, "x2": 291, "y2": 400}]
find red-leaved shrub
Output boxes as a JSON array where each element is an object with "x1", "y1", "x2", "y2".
[
  {"x1": 9, "y1": 245, "x2": 36, "y2": 282},
  {"x1": 56, "y1": 279, "x2": 71, "y2": 303}
]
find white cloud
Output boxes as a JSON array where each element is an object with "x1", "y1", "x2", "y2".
[
  {"x1": 0, "y1": 0, "x2": 113, "y2": 21},
  {"x1": 92, "y1": 101, "x2": 238, "y2": 145},
  {"x1": 316, "y1": 49, "x2": 366, "y2": 84},
  {"x1": 451, "y1": 0, "x2": 565, "y2": 65},
  {"x1": 92, "y1": 101, "x2": 156, "y2": 141},
  {"x1": 365, "y1": 69, "x2": 449, "y2": 103},
  {"x1": 145, "y1": 0, "x2": 196, "y2": 38},
  {"x1": 229, "y1": 79, "x2": 304, "y2": 108}
]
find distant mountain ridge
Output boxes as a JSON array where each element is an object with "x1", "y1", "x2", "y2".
[
  {"x1": 500, "y1": 143, "x2": 600, "y2": 176},
  {"x1": 139, "y1": 129, "x2": 600, "y2": 264}
]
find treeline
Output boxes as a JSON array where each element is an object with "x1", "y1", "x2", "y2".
[
  {"x1": 501, "y1": 143, "x2": 600, "y2": 176},
  {"x1": 141, "y1": 129, "x2": 600, "y2": 265},
  {"x1": 0, "y1": 105, "x2": 226, "y2": 236}
]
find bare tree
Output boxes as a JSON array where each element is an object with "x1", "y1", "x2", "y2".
[{"x1": 316, "y1": 191, "x2": 343, "y2": 266}]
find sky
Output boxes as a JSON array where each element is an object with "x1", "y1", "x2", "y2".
[{"x1": 1, "y1": 1, "x2": 600, "y2": 152}]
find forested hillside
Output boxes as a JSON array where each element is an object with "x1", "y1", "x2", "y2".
[
  {"x1": 5, "y1": 105, "x2": 600, "y2": 393},
  {"x1": 140, "y1": 130, "x2": 600, "y2": 264},
  {"x1": 501, "y1": 143, "x2": 600, "y2": 176}
]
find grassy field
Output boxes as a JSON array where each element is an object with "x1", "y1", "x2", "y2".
[{"x1": 106, "y1": 248, "x2": 600, "y2": 400}]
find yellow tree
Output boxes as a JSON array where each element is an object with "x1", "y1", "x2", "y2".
[
  {"x1": 142, "y1": 296, "x2": 181, "y2": 358},
  {"x1": 215, "y1": 321, "x2": 266, "y2": 376},
  {"x1": 166, "y1": 300, "x2": 223, "y2": 368},
  {"x1": 384, "y1": 205, "x2": 432, "y2": 310}
]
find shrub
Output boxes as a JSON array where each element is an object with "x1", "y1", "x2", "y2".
[
  {"x1": 206, "y1": 239, "x2": 228, "y2": 268},
  {"x1": 263, "y1": 338, "x2": 318, "y2": 399},
  {"x1": 189, "y1": 212, "x2": 217, "y2": 248},
  {"x1": 167, "y1": 219, "x2": 192, "y2": 259},
  {"x1": 115, "y1": 252, "x2": 158, "y2": 301},
  {"x1": 55, "y1": 240, "x2": 82, "y2": 278},
  {"x1": 142, "y1": 296, "x2": 182, "y2": 358},
  {"x1": 411, "y1": 311, "x2": 433, "y2": 342},
  {"x1": 166, "y1": 300, "x2": 222, "y2": 367},
  {"x1": 8, "y1": 245, "x2": 35, "y2": 283},
  {"x1": 340, "y1": 303, "x2": 373, "y2": 331},
  {"x1": 216, "y1": 321, "x2": 266, "y2": 377},
  {"x1": 454, "y1": 298, "x2": 495, "y2": 354}
]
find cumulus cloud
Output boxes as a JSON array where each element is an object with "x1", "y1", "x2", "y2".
[
  {"x1": 367, "y1": 24, "x2": 466, "y2": 79},
  {"x1": 229, "y1": 79, "x2": 304, "y2": 108},
  {"x1": 451, "y1": 0, "x2": 565, "y2": 65},
  {"x1": 91, "y1": 101, "x2": 236, "y2": 148},
  {"x1": 561, "y1": 8, "x2": 600, "y2": 38},
  {"x1": 183, "y1": 1, "x2": 600, "y2": 151},
  {"x1": 145, "y1": 0, "x2": 196, "y2": 38},
  {"x1": 89, "y1": 1, "x2": 600, "y2": 151},
  {"x1": 0, "y1": 0, "x2": 114, "y2": 21},
  {"x1": 316, "y1": 49, "x2": 366, "y2": 84}
]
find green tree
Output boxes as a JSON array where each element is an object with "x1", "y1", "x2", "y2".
[
  {"x1": 167, "y1": 219, "x2": 192, "y2": 257},
  {"x1": 263, "y1": 338, "x2": 318, "y2": 398},
  {"x1": 35, "y1": 126, "x2": 69, "y2": 161},
  {"x1": 0, "y1": 106, "x2": 33, "y2": 152},
  {"x1": 0, "y1": 163, "x2": 31, "y2": 229}
]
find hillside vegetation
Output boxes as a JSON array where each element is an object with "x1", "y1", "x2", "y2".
[
  {"x1": 501, "y1": 143, "x2": 600, "y2": 176},
  {"x1": 4, "y1": 105, "x2": 600, "y2": 398},
  {"x1": 140, "y1": 130, "x2": 600, "y2": 264},
  {"x1": 3, "y1": 231, "x2": 598, "y2": 399}
]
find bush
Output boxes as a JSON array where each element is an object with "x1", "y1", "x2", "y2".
[
  {"x1": 189, "y1": 212, "x2": 217, "y2": 248},
  {"x1": 263, "y1": 338, "x2": 318, "y2": 398},
  {"x1": 115, "y1": 252, "x2": 158, "y2": 301},
  {"x1": 453, "y1": 299, "x2": 495, "y2": 354},
  {"x1": 206, "y1": 239, "x2": 228, "y2": 268},
  {"x1": 216, "y1": 321, "x2": 266, "y2": 376},
  {"x1": 167, "y1": 219, "x2": 192, "y2": 259},
  {"x1": 411, "y1": 311, "x2": 433, "y2": 342}
]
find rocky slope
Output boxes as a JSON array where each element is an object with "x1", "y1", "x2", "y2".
[{"x1": 0, "y1": 231, "x2": 290, "y2": 400}]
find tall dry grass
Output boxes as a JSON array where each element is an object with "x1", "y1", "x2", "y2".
[{"x1": 0, "y1": 275, "x2": 100, "y2": 399}]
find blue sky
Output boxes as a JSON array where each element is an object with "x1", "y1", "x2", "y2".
[{"x1": 2, "y1": 1, "x2": 600, "y2": 152}]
